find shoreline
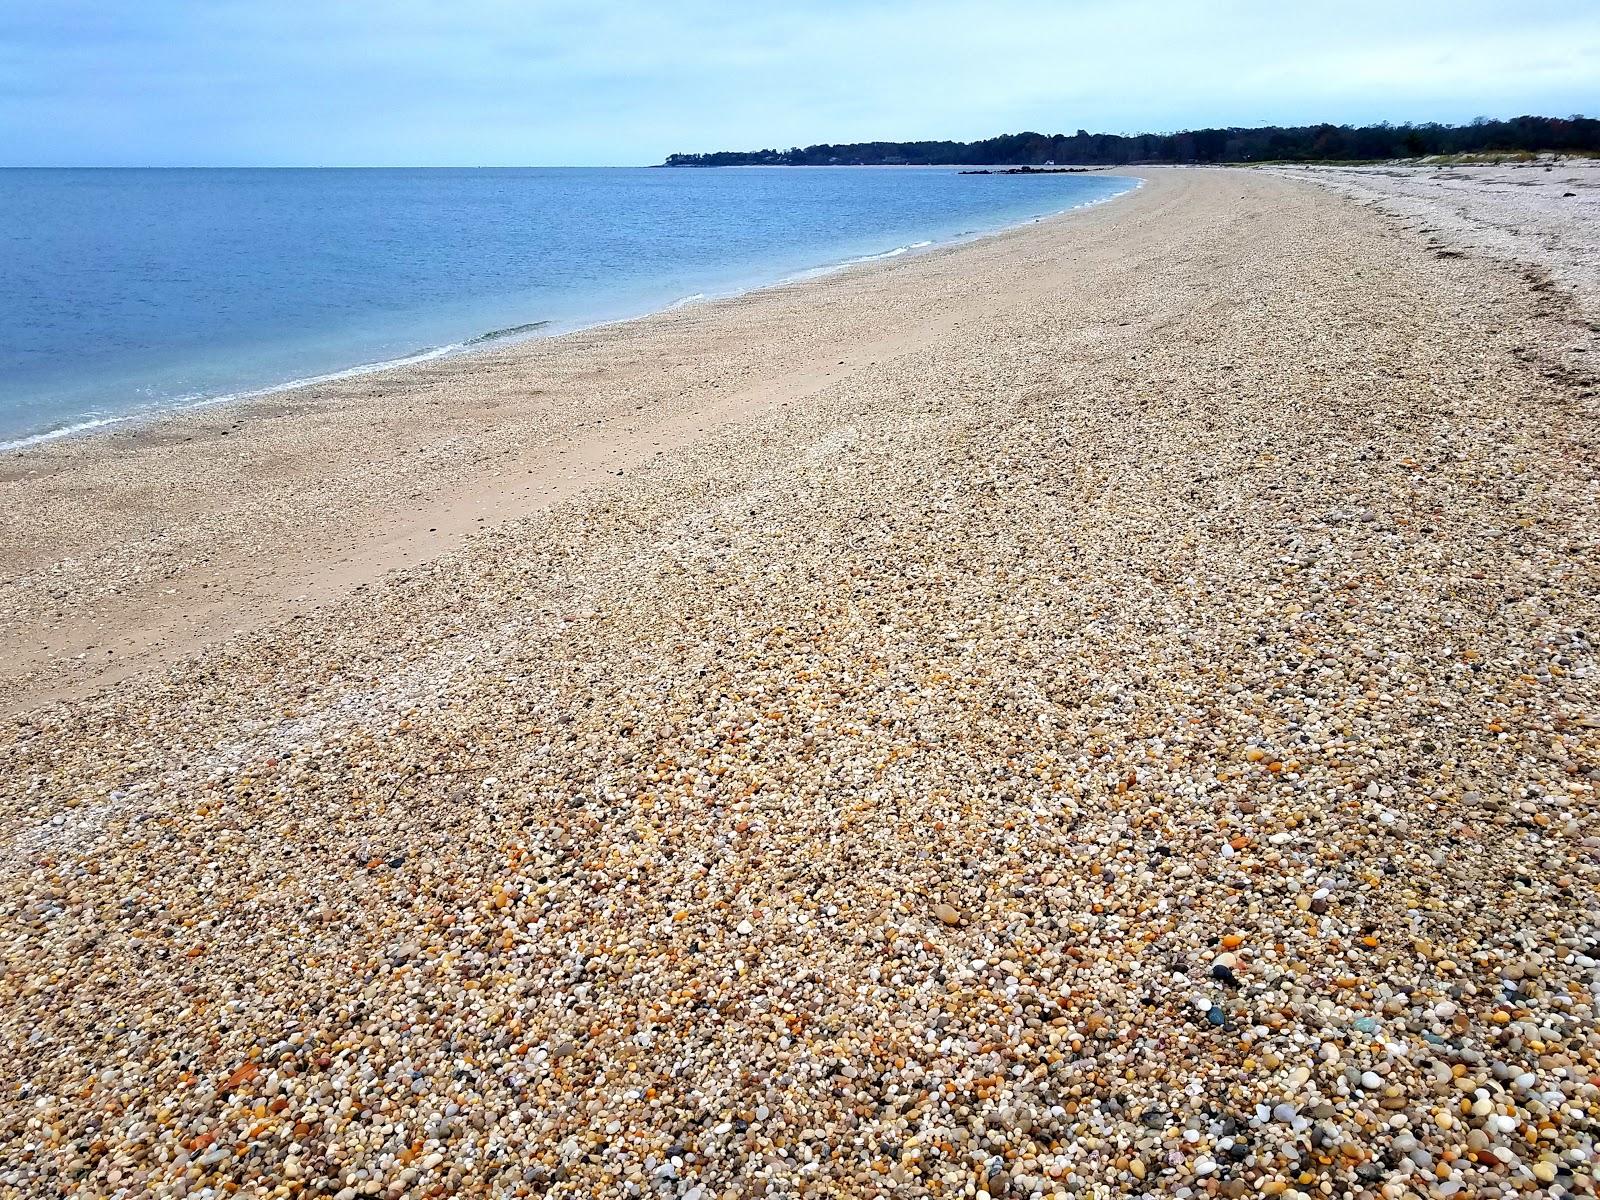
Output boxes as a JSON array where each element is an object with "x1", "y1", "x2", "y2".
[
  {"x1": 3, "y1": 162, "x2": 1598, "y2": 1197},
  {"x1": 0, "y1": 177, "x2": 1138, "y2": 454},
  {"x1": 0, "y1": 172, "x2": 1143, "y2": 712}
]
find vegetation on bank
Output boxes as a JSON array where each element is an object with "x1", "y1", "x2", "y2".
[{"x1": 661, "y1": 115, "x2": 1599, "y2": 167}]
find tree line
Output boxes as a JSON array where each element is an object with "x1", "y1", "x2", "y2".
[{"x1": 660, "y1": 115, "x2": 1599, "y2": 167}]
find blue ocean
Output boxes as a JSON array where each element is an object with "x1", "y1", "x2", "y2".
[{"x1": 0, "y1": 167, "x2": 1133, "y2": 447}]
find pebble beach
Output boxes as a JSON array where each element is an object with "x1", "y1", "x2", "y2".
[{"x1": 2, "y1": 166, "x2": 1598, "y2": 1199}]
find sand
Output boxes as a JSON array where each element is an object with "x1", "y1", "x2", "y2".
[
  {"x1": 1271, "y1": 159, "x2": 1600, "y2": 314},
  {"x1": 2, "y1": 167, "x2": 1598, "y2": 1199}
]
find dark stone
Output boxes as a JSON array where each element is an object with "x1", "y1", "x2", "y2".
[{"x1": 1211, "y1": 964, "x2": 1241, "y2": 988}]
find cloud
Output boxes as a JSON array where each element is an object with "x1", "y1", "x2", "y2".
[{"x1": 0, "y1": 0, "x2": 1595, "y2": 164}]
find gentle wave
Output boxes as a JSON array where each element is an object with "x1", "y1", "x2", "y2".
[
  {"x1": 0, "y1": 343, "x2": 463, "y2": 451},
  {"x1": 465, "y1": 320, "x2": 551, "y2": 345},
  {"x1": 856, "y1": 239, "x2": 934, "y2": 261},
  {"x1": 0, "y1": 413, "x2": 133, "y2": 451}
]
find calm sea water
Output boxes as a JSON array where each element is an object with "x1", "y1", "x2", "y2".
[{"x1": 0, "y1": 167, "x2": 1133, "y2": 447}]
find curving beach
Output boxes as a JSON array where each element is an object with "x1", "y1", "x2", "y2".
[{"x1": 2, "y1": 165, "x2": 1599, "y2": 1197}]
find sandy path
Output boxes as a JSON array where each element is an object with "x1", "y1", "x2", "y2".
[{"x1": 1, "y1": 168, "x2": 1598, "y2": 1199}]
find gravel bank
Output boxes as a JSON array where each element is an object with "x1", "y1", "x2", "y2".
[{"x1": 2, "y1": 168, "x2": 1598, "y2": 1199}]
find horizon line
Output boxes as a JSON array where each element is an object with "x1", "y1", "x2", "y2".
[{"x1": 5, "y1": 110, "x2": 1590, "y2": 170}]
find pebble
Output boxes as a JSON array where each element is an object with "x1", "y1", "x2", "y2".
[{"x1": 1, "y1": 166, "x2": 1598, "y2": 1200}]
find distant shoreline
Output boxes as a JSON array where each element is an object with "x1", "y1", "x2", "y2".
[{"x1": 660, "y1": 114, "x2": 1600, "y2": 168}]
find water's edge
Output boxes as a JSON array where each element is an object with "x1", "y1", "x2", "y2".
[{"x1": 2, "y1": 177, "x2": 1140, "y2": 453}]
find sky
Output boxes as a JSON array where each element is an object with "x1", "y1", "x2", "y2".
[{"x1": 0, "y1": 0, "x2": 1596, "y2": 166}]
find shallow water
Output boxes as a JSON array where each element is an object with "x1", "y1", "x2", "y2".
[{"x1": 0, "y1": 167, "x2": 1133, "y2": 447}]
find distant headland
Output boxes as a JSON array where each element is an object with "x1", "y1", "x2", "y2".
[{"x1": 660, "y1": 114, "x2": 1599, "y2": 167}]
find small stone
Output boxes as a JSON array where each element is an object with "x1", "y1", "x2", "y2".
[
  {"x1": 4, "y1": 166, "x2": 1594, "y2": 1200},
  {"x1": 1211, "y1": 964, "x2": 1240, "y2": 988}
]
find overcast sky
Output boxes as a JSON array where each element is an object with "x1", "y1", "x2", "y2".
[{"x1": 1, "y1": 0, "x2": 1595, "y2": 166}]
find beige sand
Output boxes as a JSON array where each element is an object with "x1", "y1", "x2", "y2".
[{"x1": 2, "y1": 168, "x2": 1598, "y2": 1198}]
